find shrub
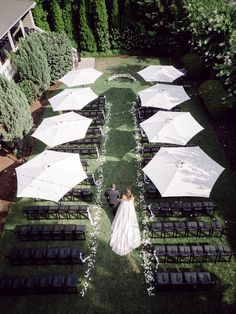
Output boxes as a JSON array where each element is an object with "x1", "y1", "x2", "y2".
[
  {"x1": 198, "y1": 80, "x2": 236, "y2": 119},
  {"x1": 183, "y1": 0, "x2": 236, "y2": 91},
  {"x1": 10, "y1": 34, "x2": 50, "y2": 97},
  {"x1": 32, "y1": 32, "x2": 73, "y2": 83},
  {"x1": 0, "y1": 75, "x2": 33, "y2": 142},
  {"x1": 18, "y1": 80, "x2": 39, "y2": 104},
  {"x1": 181, "y1": 53, "x2": 206, "y2": 80}
]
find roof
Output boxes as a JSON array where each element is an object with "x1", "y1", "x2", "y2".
[{"x1": 0, "y1": 0, "x2": 36, "y2": 39}]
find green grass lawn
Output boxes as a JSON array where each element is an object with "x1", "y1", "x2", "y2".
[{"x1": 0, "y1": 56, "x2": 236, "y2": 314}]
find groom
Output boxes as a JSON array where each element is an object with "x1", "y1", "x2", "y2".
[{"x1": 104, "y1": 183, "x2": 120, "y2": 216}]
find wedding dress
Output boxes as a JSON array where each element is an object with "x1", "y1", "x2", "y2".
[{"x1": 110, "y1": 197, "x2": 141, "y2": 256}]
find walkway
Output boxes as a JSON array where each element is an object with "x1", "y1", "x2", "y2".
[{"x1": 76, "y1": 57, "x2": 95, "y2": 69}]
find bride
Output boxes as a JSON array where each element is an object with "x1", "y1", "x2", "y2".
[{"x1": 110, "y1": 188, "x2": 141, "y2": 256}]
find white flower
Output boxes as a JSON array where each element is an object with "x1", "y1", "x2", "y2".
[
  {"x1": 130, "y1": 102, "x2": 156, "y2": 296},
  {"x1": 79, "y1": 102, "x2": 112, "y2": 297}
]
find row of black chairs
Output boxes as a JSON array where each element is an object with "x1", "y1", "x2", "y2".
[
  {"x1": 8, "y1": 247, "x2": 85, "y2": 265},
  {"x1": 151, "y1": 220, "x2": 225, "y2": 238},
  {"x1": 0, "y1": 274, "x2": 78, "y2": 295},
  {"x1": 23, "y1": 204, "x2": 90, "y2": 220},
  {"x1": 33, "y1": 188, "x2": 93, "y2": 203},
  {"x1": 63, "y1": 188, "x2": 93, "y2": 202},
  {"x1": 66, "y1": 138, "x2": 101, "y2": 148},
  {"x1": 49, "y1": 146, "x2": 99, "y2": 159},
  {"x1": 154, "y1": 244, "x2": 232, "y2": 263},
  {"x1": 15, "y1": 224, "x2": 86, "y2": 241},
  {"x1": 76, "y1": 109, "x2": 105, "y2": 121},
  {"x1": 86, "y1": 126, "x2": 103, "y2": 139},
  {"x1": 155, "y1": 271, "x2": 215, "y2": 290},
  {"x1": 148, "y1": 200, "x2": 216, "y2": 217},
  {"x1": 62, "y1": 95, "x2": 106, "y2": 113},
  {"x1": 83, "y1": 95, "x2": 106, "y2": 111},
  {"x1": 79, "y1": 115, "x2": 104, "y2": 127}
]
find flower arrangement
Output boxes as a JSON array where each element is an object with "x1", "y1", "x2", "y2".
[
  {"x1": 80, "y1": 103, "x2": 112, "y2": 297},
  {"x1": 107, "y1": 73, "x2": 137, "y2": 82},
  {"x1": 130, "y1": 102, "x2": 156, "y2": 296}
]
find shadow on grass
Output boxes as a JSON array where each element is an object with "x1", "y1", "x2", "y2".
[{"x1": 104, "y1": 86, "x2": 137, "y2": 106}]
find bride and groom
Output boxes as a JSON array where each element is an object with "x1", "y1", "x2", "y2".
[{"x1": 105, "y1": 184, "x2": 141, "y2": 256}]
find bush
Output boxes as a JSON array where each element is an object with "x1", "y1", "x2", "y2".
[
  {"x1": 33, "y1": 32, "x2": 73, "y2": 83},
  {"x1": 10, "y1": 34, "x2": 51, "y2": 96},
  {"x1": 18, "y1": 80, "x2": 39, "y2": 104},
  {"x1": 198, "y1": 80, "x2": 236, "y2": 119},
  {"x1": 0, "y1": 75, "x2": 33, "y2": 142},
  {"x1": 182, "y1": 53, "x2": 205, "y2": 80}
]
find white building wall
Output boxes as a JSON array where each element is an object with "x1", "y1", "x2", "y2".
[{"x1": 0, "y1": 59, "x2": 16, "y2": 80}]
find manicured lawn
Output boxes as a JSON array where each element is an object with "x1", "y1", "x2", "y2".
[{"x1": 0, "y1": 56, "x2": 235, "y2": 314}]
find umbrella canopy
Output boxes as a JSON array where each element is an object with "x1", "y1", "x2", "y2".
[
  {"x1": 137, "y1": 65, "x2": 184, "y2": 83},
  {"x1": 49, "y1": 87, "x2": 98, "y2": 111},
  {"x1": 142, "y1": 146, "x2": 224, "y2": 197},
  {"x1": 138, "y1": 83, "x2": 190, "y2": 109},
  {"x1": 140, "y1": 111, "x2": 204, "y2": 145},
  {"x1": 16, "y1": 150, "x2": 87, "y2": 202},
  {"x1": 32, "y1": 111, "x2": 92, "y2": 147},
  {"x1": 59, "y1": 67, "x2": 103, "y2": 87}
]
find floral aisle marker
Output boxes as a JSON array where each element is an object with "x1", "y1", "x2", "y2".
[
  {"x1": 107, "y1": 73, "x2": 137, "y2": 82},
  {"x1": 130, "y1": 102, "x2": 156, "y2": 296},
  {"x1": 80, "y1": 102, "x2": 112, "y2": 298}
]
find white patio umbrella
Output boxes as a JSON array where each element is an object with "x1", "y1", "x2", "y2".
[
  {"x1": 138, "y1": 83, "x2": 190, "y2": 109},
  {"x1": 59, "y1": 67, "x2": 103, "y2": 87},
  {"x1": 142, "y1": 146, "x2": 224, "y2": 197},
  {"x1": 16, "y1": 150, "x2": 87, "y2": 202},
  {"x1": 137, "y1": 65, "x2": 184, "y2": 83},
  {"x1": 140, "y1": 111, "x2": 204, "y2": 145},
  {"x1": 49, "y1": 87, "x2": 98, "y2": 111},
  {"x1": 31, "y1": 111, "x2": 92, "y2": 147}
]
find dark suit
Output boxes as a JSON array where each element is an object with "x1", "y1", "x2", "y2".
[{"x1": 104, "y1": 188, "x2": 120, "y2": 215}]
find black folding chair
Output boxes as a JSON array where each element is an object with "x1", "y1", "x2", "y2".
[
  {"x1": 179, "y1": 245, "x2": 192, "y2": 263},
  {"x1": 217, "y1": 245, "x2": 232, "y2": 262},
  {"x1": 203, "y1": 245, "x2": 218, "y2": 263},
  {"x1": 166, "y1": 245, "x2": 179, "y2": 263}
]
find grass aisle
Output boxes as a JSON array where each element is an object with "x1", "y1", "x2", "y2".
[{"x1": 85, "y1": 86, "x2": 150, "y2": 313}]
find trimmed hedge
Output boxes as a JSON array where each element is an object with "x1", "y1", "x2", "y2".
[
  {"x1": 182, "y1": 53, "x2": 205, "y2": 80},
  {"x1": 198, "y1": 80, "x2": 236, "y2": 119}
]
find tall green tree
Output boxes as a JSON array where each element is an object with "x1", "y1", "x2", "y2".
[
  {"x1": 119, "y1": 0, "x2": 131, "y2": 28},
  {"x1": 0, "y1": 75, "x2": 33, "y2": 143},
  {"x1": 107, "y1": 0, "x2": 120, "y2": 49},
  {"x1": 62, "y1": 0, "x2": 74, "y2": 42},
  {"x1": 92, "y1": 0, "x2": 111, "y2": 51},
  {"x1": 32, "y1": 0, "x2": 51, "y2": 31},
  {"x1": 48, "y1": 0, "x2": 65, "y2": 33},
  {"x1": 10, "y1": 35, "x2": 51, "y2": 96},
  {"x1": 78, "y1": 0, "x2": 97, "y2": 52}
]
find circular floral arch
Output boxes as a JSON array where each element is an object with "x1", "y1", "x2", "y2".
[{"x1": 107, "y1": 73, "x2": 137, "y2": 82}]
